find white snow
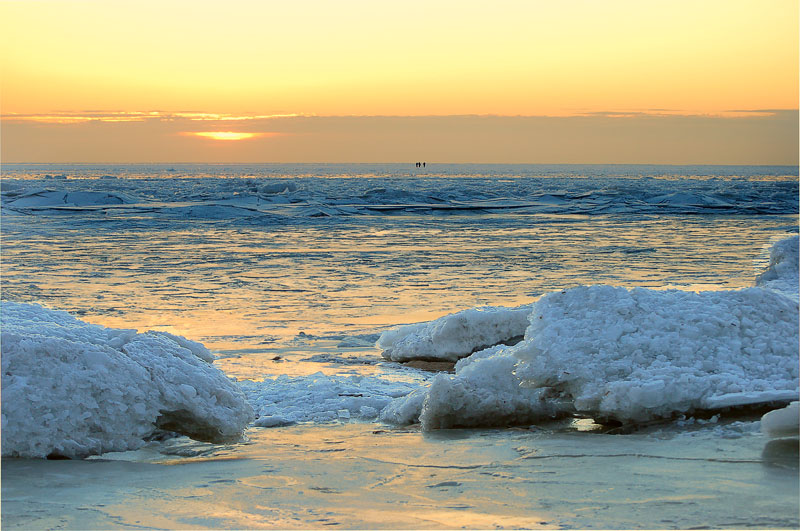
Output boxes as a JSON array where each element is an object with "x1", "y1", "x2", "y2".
[
  {"x1": 377, "y1": 305, "x2": 531, "y2": 362},
  {"x1": 755, "y1": 235, "x2": 799, "y2": 301},
  {"x1": 513, "y1": 286, "x2": 798, "y2": 423},
  {"x1": 1, "y1": 302, "x2": 254, "y2": 458},
  {"x1": 240, "y1": 372, "x2": 422, "y2": 426},
  {"x1": 761, "y1": 402, "x2": 799, "y2": 439},
  {"x1": 383, "y1": 237, "x2": 800, "y2": 430},
  {"x1": 419, "y1": 345, "x2": 566, "y2": 429}
]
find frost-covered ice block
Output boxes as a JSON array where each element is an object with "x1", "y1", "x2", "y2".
[
  {"x1": 397, "y1": 285, "x2": 799, "y2": 430},
  {"x1": 515, "y1": 286, "x2": 799, "y2": 423},
  {"x1": 1, "y1": 302, "x2": 254, "y2": 459},
  {"x1": 383, "y1": 344, "x2": 567, "y2": 429},
  {"x1": 761, "y1": 402, "x2": 799, "y2": 439},
  {"x1": 377, "y1": 305, "x2": 531, "y2": 362},
  {"x1": 755, "y1": 235, "x2": 799, "y2": 301},
  {"x1": 419, "y1": 345, "x2": 567, "y2": 429},
  {"x1": 240, "y1": 372, "x2": 420, "y2": 426}
]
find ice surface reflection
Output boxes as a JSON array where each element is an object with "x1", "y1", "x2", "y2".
[
  {"x1": 1, "y1": 213, "x2": 793, "y2": 371},
  {"x1": 2, "y1": 424, "x2": 798, "y2": 529}
]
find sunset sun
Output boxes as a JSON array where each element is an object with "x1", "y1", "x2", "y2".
[{"x1": 185, "y1": 131, "x2": 271, "y2": 141}]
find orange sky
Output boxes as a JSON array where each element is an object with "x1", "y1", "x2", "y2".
[{"x1": 1, "y1": 0, "x2": 798, "y2": 163}]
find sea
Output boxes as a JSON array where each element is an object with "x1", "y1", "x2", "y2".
[{"x1": 1, "y1": 163, "x2": 798, "y2": 529}]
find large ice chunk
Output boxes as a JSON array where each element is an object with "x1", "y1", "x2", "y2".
[
  {"x1": 755, "y1": 235, "x2": 799, "y2": 301},
  {"x1": 514, "y1": 286, "x2": 798, "y2": 423},
  {"x1": 761, "y1": 402, "x2": 799, "y2": 439},
  {"x1": 1, "y1": 302, "x2": 254, "y2": 458},
  {"x1": 377, "y1": 305, "x2": 531, "y2": 362},
  {"x1": 419, "y1": 345, "x2": 567, "y2": 429},
  {"x1": 387, "y1": 285, "x2": 798, "y2": 430}
]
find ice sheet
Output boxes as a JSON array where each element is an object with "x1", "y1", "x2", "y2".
[{"x1": 3, "y1": 164, "x2": 797, "y2": 222}]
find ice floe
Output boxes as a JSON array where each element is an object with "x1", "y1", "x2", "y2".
[
  {"x1": 377, "y1": 305, "x2": 531, "y2": 362},
  {"x1": 240, "y1": 372, "x2": 422, "y2": 426},
  {"x1": 760, "y1": 401, "x2": 799, "y2": 467},
  {"x1": 1, "y1": 302, "x2": 254, "y2": 458},
  {"x1": 761, "y1": 402, "x2": 799, "y2": 439},
  {"x1": 382, "y1": 236, "x2": 800, "y2": 430},
  {"x1": 755, "y1": 235, "x2": 799, "y2": 301},
  {"x1": 3, "y1": 165, "x2": 796, "y2": 224}
]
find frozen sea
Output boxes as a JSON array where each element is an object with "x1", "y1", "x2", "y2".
[{"x1": 1, "y1": 163, "x2": 799, "y2": 529}]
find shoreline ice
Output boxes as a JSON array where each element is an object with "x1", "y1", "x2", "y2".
[
  {"x1": 1, "y1": 302, "x2": 254, "y2": 458},
  {"x1": 2, "y1": 236, "x2": 797, "y2": 457},
  {"x1": 382, "y1": 236, "x2": 800, "y2": 430},
  {"x1": 755, "y1": 235, "x2": 799, "y2": 301},
  {"x1": 377, "y1": 305, "x2": 531, "y2": 362}
]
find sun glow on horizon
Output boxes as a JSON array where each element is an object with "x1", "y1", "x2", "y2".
[
  {"x1": 0, "y1": 0, "x2": 796, "y2": 163},
  {"x1": 184, "y1": 131, "x2": 275, "y2": 141}
]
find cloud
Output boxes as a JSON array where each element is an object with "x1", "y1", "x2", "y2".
[
  {"x1": 2, "y1": 112, "x2": 797, "y2": 164},
  {"x1": 1, "y1": 111, "x2": 311, "y2": 125}
]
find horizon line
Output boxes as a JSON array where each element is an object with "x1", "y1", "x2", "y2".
[{"x1": 4, "y1": 161, "x2": 799, "y2": 168}]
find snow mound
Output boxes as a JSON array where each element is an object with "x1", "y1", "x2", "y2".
[
  {"x1": 761, "y1": 402, "x2": 799, "y2": 439},
  {"x1": 1, "y1": 302, "x2": 254, "y2": 458},
  {"x1": 755, "y1": 236, "x2": 799, "y2": 301},
  {"x1": 240, "y1": 372, "x2": 422, "y2": 426},
  {"x1": 377, "y1": 305, "x2": 531, "y2": 362},
  {"x1": 385, "y1": 285, "x2": 798, "y2": 430}
]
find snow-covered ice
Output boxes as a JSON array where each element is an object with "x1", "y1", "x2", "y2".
[
  {"x1": 383, "y1": 237, "x2": 800, "y2": 430},
  {"x1": 755, "y1": 235, "x2": 799, "y2": 301},
  {"x1": 761, "y1": 402, "x2": 799, "y2": 439},
  {"x1": 377, "y1": 305, "x2": 531, "y2": 362},
  {"x1": 513, "y1": 286, "x2": 798, "y2": 423},
  {"x1": 1, "y1": 302, "x2": 254, "y2": 458},
  {"x1": 240, "y1": 372, "x2": 422, "y2": 425}
]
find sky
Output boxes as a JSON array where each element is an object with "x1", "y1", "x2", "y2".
[{"x1": 1, "y1": 0, "x2": 798, "y2": 164}]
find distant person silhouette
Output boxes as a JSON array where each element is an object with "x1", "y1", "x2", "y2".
[{"x1": 423, "y1": 162, "x2": 426, "y2": 168}]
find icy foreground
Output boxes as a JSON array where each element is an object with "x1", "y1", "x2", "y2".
[
  {"x1": 240, "y1": 372, "x2": 422, "y2": 427},
  {"x1": 761, "y1": 401, "x2": 799, "y2": 439},
  {"x1": 378, "y1": 305, "x2": 531, "y2": 362},
  {"x1": 755, "y1": 235, "x2": 799, "y2": 301},
  {"x1": 1, "y1": 302, "x2": 254, "y2": 458},
  {"x1": 384, "y1": 237, "x2": 800, "y2": 429}
]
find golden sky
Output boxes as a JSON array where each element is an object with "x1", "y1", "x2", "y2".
[{"x1": 1, "y1": 0, "x2": 798, "y2": 163}]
